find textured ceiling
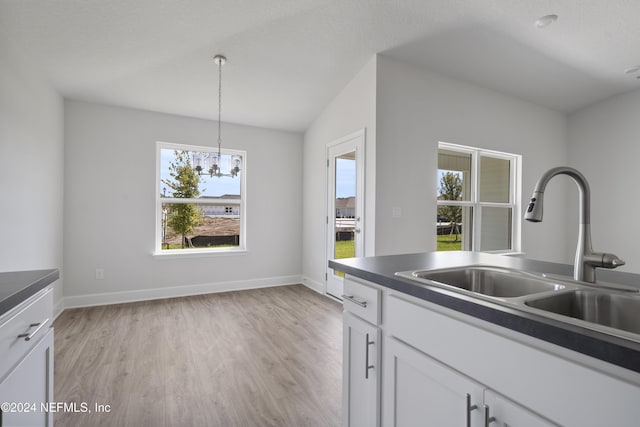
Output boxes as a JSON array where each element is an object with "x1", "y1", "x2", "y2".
[{"x1": 1, "y1": 0, "x2": 639, "y2": 132}]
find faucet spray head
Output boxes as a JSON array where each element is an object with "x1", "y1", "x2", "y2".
[{"x1": 524, "y1": 191, "x2": 543, "y2": 222}]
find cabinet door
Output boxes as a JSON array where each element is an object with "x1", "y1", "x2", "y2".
[
  {"x1": 383, "y1": 337, "x2": 484, "y2": 427},
  {"x1": 0, "y1": 328, "x2": 54, "y2": 427},
  {"x1": 484, "y1": 390, "x2": 557, "y2": 427},
  {"x1": 343, "y1": 312, "x2": 380, "y2": 427}
]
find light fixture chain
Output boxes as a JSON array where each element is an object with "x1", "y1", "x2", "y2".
[
  {"x1": 217, "y1": 56, "x2": 222, "y2": 156},
  {"x1": 210, "y1": 54, "x2": 231, "y2": 178}
]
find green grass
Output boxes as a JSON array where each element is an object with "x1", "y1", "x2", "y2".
[
  {"x1": 333, "y1": 240, "x2": 355, "y2": 278},
  {"x1": 334, "y1": 237, "x2": 461, "y2": 275},
  {"x1": 335, "y1": 240, "x2": 355, "y2": 259},
  {"x1": 437, "y1": 234, "x2": 462, "y2": 251},
  {"x1": 336, "y1": 236, "x2": 461, "y2": 255}
]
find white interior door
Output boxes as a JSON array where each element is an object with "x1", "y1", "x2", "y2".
[{"x1": 326, "y1": 130, "x2": 365, "y2": 299}]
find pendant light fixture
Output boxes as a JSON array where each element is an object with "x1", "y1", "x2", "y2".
[{"x1": 194, "y1": 54, "x2": 241, "y2": 178}]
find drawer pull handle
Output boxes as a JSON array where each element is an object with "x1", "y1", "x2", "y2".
[
  {"x1": 342, "y1": 294, "x2": 367, "y2": 308},
  {"x1": 364, "y1": 333, "x2": 375, "y2": 379},
  {"x1": 466, "y1": 393, "x2": 478, "y2": 427},
  {"x1": 17, "y1": 318, "x2": 49, "y2": 341},
  {"x1": 484, "y1": 404, "x2": 496, "y2": 426}
]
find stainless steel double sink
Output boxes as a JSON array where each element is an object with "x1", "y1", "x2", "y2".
[{"x1": 395, "y1": 266, "x2": 640, "y2": 340}]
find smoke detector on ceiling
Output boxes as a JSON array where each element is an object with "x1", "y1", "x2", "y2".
[{"x1": 535, "y1": 14, "x2": 558, "y2": 28}]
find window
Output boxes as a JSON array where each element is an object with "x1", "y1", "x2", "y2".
[
  {"x1": 436, "y1": 142, "x2": 520, "y2": 253},
  {"x1": 156, "y1": 142, "x2": 246, "y2": 254}
]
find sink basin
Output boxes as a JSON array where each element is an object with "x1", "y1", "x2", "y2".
[
  {"x1": 525, "y1": 290, "x2": 640, "y2": 335},
  {"x1": 406, "y1": 266, "x2": 566, "y2": 298}
]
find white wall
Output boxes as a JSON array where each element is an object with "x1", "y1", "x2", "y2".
[
  {"x1": 375, "y1": 55, "x2": 571, "y2": 263},
  {"x1": 0, "y1": 34, "x2": 64, "y2": 304},
  {"x1": 63, "y1": 100, "x2": 303, "y2": 305},
  {"x1": 568, "y1": 89, "x2": 640, "y2": 273},
  {"x1": 302, "y1": 57, "x2": 377, "y2": 290}
]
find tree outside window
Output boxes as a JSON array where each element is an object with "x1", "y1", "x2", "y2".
[
  {"x1": 162, "y1": 151, "x2": 202, "y2": 248},
  {"x1": 438, "y1": 171, "x2": 463, "y2": 243}
]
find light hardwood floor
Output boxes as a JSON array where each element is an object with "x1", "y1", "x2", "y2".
[{"x1": 53, "y1": 284, "x2": 343, "y2": 427}]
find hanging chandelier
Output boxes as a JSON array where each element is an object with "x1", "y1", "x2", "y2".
[{"x1": 194, "y1": 54, "x2": 241, "y2": 178}]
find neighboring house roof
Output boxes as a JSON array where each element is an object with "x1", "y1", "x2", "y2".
[{"x1": 335, "y1": 197, "x2": 355, "y2": 209}]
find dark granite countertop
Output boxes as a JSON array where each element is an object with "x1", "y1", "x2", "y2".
[
  {"x1": 330, "y1": 252, "x2": 640, "y2": 374},
  {"x1": 0, "y1": 269, "x2": 59, "y2": 318}
]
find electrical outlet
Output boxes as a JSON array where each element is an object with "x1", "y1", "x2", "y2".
[{"x1": 95, "y1": 268, "x2": 105, "y2": 280}]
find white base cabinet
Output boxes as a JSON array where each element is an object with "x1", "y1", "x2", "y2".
[
  {"x1": 0, "y1": 287, "x2": 54, "y2": 427},
  {"x1": 384, "y1": 337, "x2": 555, "y2": 427},
  {"x1": 384, "y1": 293, "x2": 640, "y2": 426},
  {"x1": 0, "y1": 329, "x2": 54, "y2": 427},
  {"x1": 342, "y1": 277, "x2": 382, "y2": 427},
  {"x1": 341, "y1": 276, "x2": 640, "y2": 427},
  {"x1": 343, "y1": 312, "x2": 380, "y2": 427},
  {"x1": 384, "y1": 337, "x2": 484, "y2": 426},
  {"x1": 483, "y1": 389, "x2": 554, "y2": 427}
]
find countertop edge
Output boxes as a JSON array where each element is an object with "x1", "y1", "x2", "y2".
[
  {"x1": 0, "y1": 269, "x2": 59, "y2": 318},
  {"x1": 330, "y1": 256, "x2": 640, "y2": 375}
]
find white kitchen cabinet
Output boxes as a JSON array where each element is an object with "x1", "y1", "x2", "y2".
[
  {"x1": 483, "y1": 389, "x2": 555, "y2": 427},
  {"x1": 384, "y1": 336, "x2": 484, "y2": 426},
  {"x1": 384, "y1": 337, "x2": 555, "y2": 427},
  {"x1": 0, "y1": 328, "x2": 54, "y2": 427},
  {"x1": 342, "y1": 277, "x2": 382, "y2": 427},
  {"x1": 0, "y1": 287, "x2": 54, "y2": 427},
  {"x1": 343, "y1": 312, "x2": 380, "y2": 427},
  {"x1": 341, "y1": 273, "x2": 640, "y2": 426},
  {"x1": 385, "y1": 293, "x2": 640, "y2": 426}
]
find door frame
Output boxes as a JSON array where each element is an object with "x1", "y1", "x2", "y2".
[{"x1": 326, "y1": 129, "x2": 365, "y2": 299}]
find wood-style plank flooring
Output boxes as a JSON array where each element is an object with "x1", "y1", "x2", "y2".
[{"x1": 52, "y1": 284, "x2": 343, "y2": 427}]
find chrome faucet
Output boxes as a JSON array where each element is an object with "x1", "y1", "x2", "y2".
[{"x1": 524, "y1": 166, "x2": 625, "y2": 283}]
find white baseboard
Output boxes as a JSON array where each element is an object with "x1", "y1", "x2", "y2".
[
  {"x1": 53, "y1": 299, "x2": 65, "y2": 321},
  {"x1": 300, "y1": 275, "x2": 325, "y2": 294},
  {"x1": 59, "y1": 275, "x2": 303, "y2": 311}
]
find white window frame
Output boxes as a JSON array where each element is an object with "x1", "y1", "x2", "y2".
[
  {"x1": 154, "y1": 141, "x2": 247, "y2": 257},
  {"x1": 437, "y1": 141, "x2": 521, "y2": 254}
]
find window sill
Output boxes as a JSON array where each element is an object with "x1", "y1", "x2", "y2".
[{"x1": 152, "y1": 248, "x2": 248, "y2": 259}]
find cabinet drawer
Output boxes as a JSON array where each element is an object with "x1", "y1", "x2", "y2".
[
  {"x1": 0, "y1": 287, "x2": 53, "y2": 379},
  {"x1": 343, "y1": 278, "x2": 381, "y2": 325}
]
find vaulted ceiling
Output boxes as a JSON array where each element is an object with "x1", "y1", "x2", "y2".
[{"x1": 2, "y1": 0, "x2": 639, "y2": 132}]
